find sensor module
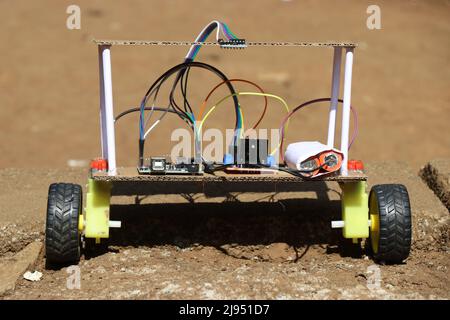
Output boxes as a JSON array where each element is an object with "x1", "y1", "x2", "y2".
[{"x1": 218, "y1": 38, "x2": 247, "y2": 49}]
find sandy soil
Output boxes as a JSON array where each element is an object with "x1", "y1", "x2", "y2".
[
  {"x1": 420, "y1": 159, "x2": 450, "y2": 210},
  {"x1": 0, "y1": 163, "x2": 448, "y2": 299},
  {"x1": 0, "y1": 0, "x2": 449, "y2": 170}
]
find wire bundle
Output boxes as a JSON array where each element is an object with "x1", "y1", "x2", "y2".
[
  {"x1": 137, "y1": 21, "x2": 244, "y2": 166},
  {"x1": 114, "y1": 21, "x2": 360, "y2": 175},
  {"x1": 185, "y1": 21, "x2": 239, "y2": 60}
]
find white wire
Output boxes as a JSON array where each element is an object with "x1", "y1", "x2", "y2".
[
  {"x1": 143, "y1": 119, "x2": 161, "y2": 139},
  {"x1": 217, "y1": 22, "x2": 229, "y2": 39},
  {"x1": 144, "y1": 104, "x2": 156, "y2": 129}
]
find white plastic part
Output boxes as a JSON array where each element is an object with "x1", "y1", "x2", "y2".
[
  {"x1": 98, "y1": 45, "x2": 117, "y2": 176},
  {"x1": 332, "y1": 220, "x2": 371, "y2": 229},
  {"x1": 340, "y1": 48, "x2": 354, "y2": 176},
  {"x1": 285, "y1": 141, "x2": 326, "y2": 170},
  {"x1": 327, "y1": 47, "x2": 342, "y2": 148},
  {"x1": 331, "y1": 220, "x2": 345, "y2": 228},
  {"x1": 284, "y1": 141, "x2": 343, "y2": 177},
  {"x1": 109, "y1": 220, "x2": 121, "y2": 228}
]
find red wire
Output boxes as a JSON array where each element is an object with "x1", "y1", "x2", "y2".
[
  {"x1": 279, "y1": 98, "x2": 358, "y2": 162},
  {"x1": 199, "y1": 79, "x2": 268, "y2": 129}
]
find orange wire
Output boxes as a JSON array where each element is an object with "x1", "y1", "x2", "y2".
[{"x1": 199, "y1": 79, "x2": 268, "y2": 129}]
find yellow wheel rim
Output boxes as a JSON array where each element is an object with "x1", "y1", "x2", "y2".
[
  {"x1": 369, "y1": 193, "x2": 380, "y2": 254},
  {"x1": 78, "y1": 214, "x2": 84, "y2": 232}
]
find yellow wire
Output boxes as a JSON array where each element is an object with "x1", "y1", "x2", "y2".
[
  {"x1": 199, "y1": 92, "x2": 290, "y2": 155},
  {"x1": 197, "y1": 104, "x2": 245, "y2": 135},
  {"x1": 198, "y1": 106, "x2": 216, "y2": 132},
  {"x1": 239, "y1": 105, "x2": 245, "y2": 138}
]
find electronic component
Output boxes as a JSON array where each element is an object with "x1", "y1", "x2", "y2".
[
  {"x1": 171, "y1": 162, "x2": 202, "y2": 174},
  {"x1": 150, "y1": 157, "x2": 166, "y2": 172},
  {"x1": 347, "y1": 159, "x2": 364, "y2": 172},
  {"x1": 90, "y1": 158, "x2": 108, "y2": 172},
  {"x1": 297, "y1": 157, "x2": 321, "y2": 178},
  {"x1": 118, "y1": 20, "x2": 359, "y2": 179},
  {"x1": 90, "y1": 158, "x2": 108, "y2": 173},
  {"x1": 218, "y1": 39, "x2": 247, "y2": 49},
  {"x1": 220, "y1": 138, "x2": 273, "y2": 174},
  {"x1": 284, "y1": 141, "x2": 344, "y2": 177},
  {"x1": 319, "y1": 151, "x2": 343, "y2": 172},
  {"x1": 224, "y1": 167, "x2": 277, "y2": 175},
  {"x1": 233, "y1": 138, "x2": 269, "y2": 166},
  {"x1": 138, "y1": 157, "x2": 203, "y2": 175}
]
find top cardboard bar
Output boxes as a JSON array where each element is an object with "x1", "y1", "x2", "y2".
[{"x1": 93, "y1": 39, "x2": 357, "y2": 48}]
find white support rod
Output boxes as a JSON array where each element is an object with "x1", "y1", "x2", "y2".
[
  {"x1": 340, "y1": 48, "x2": 354, "y2": 176},
  {"x1": 327, "y1": 47, "x2": 342, "y2": 148},
  {"x1": 99, "y1": 45, "x2": 117, "y2": 175},
  {"x1": 98, "y1": 46, "x2": 107, "y2": 159}
]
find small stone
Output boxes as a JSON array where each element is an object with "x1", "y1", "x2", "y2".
[
  {"x1": 23, "y1": 271, "x2": 43, "y2": 282},
  {"x1": 385, "y1": 283, "x2": 394, "y2": 290}
]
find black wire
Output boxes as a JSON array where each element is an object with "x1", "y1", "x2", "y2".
[
  {"x1": 140, "y1": 62, "x2": 196, "y2": 123},
  {"x1": 273, "y1": 166, "x2": 317, "y2": 178},
  {"x1": 141, "y1": 61, "x2": 239, "y2": 127},
  {"x1": 139, "y1": 61, "x2": 241, "y2": 167},
  {"x1": 169, "y1": 59, "x2": 195, "y2": 121},
  {"x1": 144, "y1": 68, "x2": 189, "y2": 121},
  {"x1": 179, "y1": 66, "x2": 193, "y2": 115},
  {"x1": 115, "y1": 107, "x2": 188, "y2": 122},
  {"x1": 204, "y1": 160, "x2": 334, "y2": 179},
  {"x1": 169, "y1": 69, "x2": 190, "y2": 119},
  {"x1": 184, "y1": 67, "x2": 192, "y2": 114},
  {"x1": 203, "y1": 162, "x2": 234, "y2": 174}
]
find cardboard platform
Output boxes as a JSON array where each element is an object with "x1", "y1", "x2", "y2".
[
  {"x1": 92, "y1": 168, "x2": 366, "y2": 196},
  {"x1": 93, "y1": 39, "x2": 357, "y2": 48},
  {"x1": 92, "y1": 167, "x2": 367, "y2": 183}
]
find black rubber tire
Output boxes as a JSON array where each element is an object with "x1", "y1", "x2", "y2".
[
  {"x1": 45, "y1": 183, "x2": 82, "y2": 265},
  {"x1": 369, "y1": 184, "x2": 412, "y2": 264}
]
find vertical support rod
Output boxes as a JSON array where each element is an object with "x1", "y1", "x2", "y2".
[
  {"x1": 340, "y1": 47, "x2": 354, "y2": 176},
  {"x1": 98, "y1": 45, "x2": 117, "y2": 175},
  {"x1": 327, "y1": 47, "x2": 342, "y2": 148},
  {"x1": 98, "y1": 46, "x2": 107, "y2": 160}
]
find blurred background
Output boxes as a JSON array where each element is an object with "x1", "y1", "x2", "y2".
[{"x1": 0, "y1": 0, "x2": 449, "y2": 170}]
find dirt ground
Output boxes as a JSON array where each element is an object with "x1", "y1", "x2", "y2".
[
  {"x1": 0, "y1": 0, "x2": 449, "y2": 169},
  {"x1": 420, "y1": 159, "x2": 450, "y2": 210},
  {"x1": 0, "y1": 162, "x2": 449, "y2": 299},
  {"x1": 0, "y1": 0, "x2": 449, "y2": 300}
]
